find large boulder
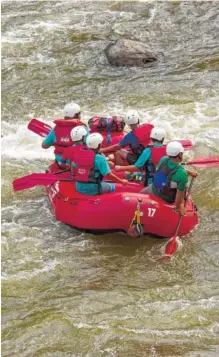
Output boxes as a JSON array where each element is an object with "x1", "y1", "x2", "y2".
[{"x1": 105, "y1": 39, "x2": 158, "y2": 67}]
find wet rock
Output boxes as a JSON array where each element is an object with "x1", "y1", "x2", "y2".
[{"x1": 105, "y1": 39, "x2": 158, "y2": 67}]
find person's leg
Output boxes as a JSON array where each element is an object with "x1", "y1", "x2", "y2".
[
  {"x1": 108, "y1": 161, "x2": 115, "y2": 168},
  {"x1": 105, "y1": 154, "x2": 115, "y2": 168},
  {"x1": 114, "y1": 149, "x2": 129, "y2": 165},
  {"x1": 100, "y1": 181, "x2": 116, "y2": 194},
  {"x1": 126, "y1": 152, "x2": 138, "y2": 165}
]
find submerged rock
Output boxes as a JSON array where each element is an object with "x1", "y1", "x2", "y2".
[{"x1": 105, "y1": 39, "x2": 158, "y2": 67}]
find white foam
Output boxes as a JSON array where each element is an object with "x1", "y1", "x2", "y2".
[
  {"x1": 1, "y1": 259, "x2": 59, "y2": 280},
  {"x1": 1, "y1": 94, "x2": 219, "y2": 162},
  {"x1": 1, "y1": 122, "x2": 54, "y2": 160}
]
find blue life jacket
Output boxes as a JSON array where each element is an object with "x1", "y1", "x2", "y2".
[{"x1": 153, "y1": 158, "x2": 178, "y2": 203}]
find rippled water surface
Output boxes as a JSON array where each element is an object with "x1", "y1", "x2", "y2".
[{"x1": 1, "y1": 1, "x2": 219, "y2": 356}]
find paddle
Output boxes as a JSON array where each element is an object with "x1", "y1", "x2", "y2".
[
  {"x1": 27, "y1": 119, "x2": 194, "y2": 151},
  {"x1": 183, "y1": 156, "x2": 219, "y2": 168},
  {"x1": 165, "y1": 177, "x2": 195, "y2": 256},
  {"x1": 13, "y1": 172, "x2": 141, "y2": 192},
  {"x1": 27, "y1": 118, "x2": 52, "y2": 137},
  {"x1": 13, "y1": 173, "x2": 72, "y2": 192},
  {"x1": 13, "y1": 156, "x2": 219, "y2": 192}
]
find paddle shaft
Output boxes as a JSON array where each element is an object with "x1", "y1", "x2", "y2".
[
  {"x1": 165, "y1": 177, "x2": 195, "y2": 255},
  {"x1": 174, "y1": 177, "x2": 195, "y2": 235},
  {"x1": 182, "y1": 156, "x2": 219, "y2": 168}
]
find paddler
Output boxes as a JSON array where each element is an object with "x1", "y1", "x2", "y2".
[
  {"x1": 100, "y1": 110, "x2": 153, "y2": 165},
  {"x1": 114, "y1": 127, "x2": 166, "y2": 186},
  {"x1": 42, "y1": 102, "x2": 88, "y2": 168},
  {"x1": 141, "y1": 141, "x2": 198, "y2": 214},
  {"x1": 70, "y1": 133, "x2": 128, "y2": 195}
]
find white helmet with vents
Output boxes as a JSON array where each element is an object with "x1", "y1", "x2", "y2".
[
  {"x1": 86, "y1": 133, "x2": 103, "y2": 149},
  {"x1": 150, "y1": 127, "x2": 166, "y2": 141},
  {"x1": 64, "y1": 103, "x2": 81, "y2": 118},
  {"x1": 124, "y1": 110, "x2": 139, "y2": 125},
  {"x1": 70, "y1": 126, "x2": 87, "y2": 141},
  {"x1": 166, "y1": 141, "x2": 184, "y2": 156}
]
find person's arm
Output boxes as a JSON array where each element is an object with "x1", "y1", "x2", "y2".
[
  {"x1": 42, "y1": 129, "x2": 56, "y2": 149},
  {"x1": 186, "y1": 170, "x2": 198, "y2": 178},
  {"x1": 42, "y1": 142, "x2": 50, "y2": 149},
  {"x1": 107, "y1": 172, "x2": 128, "y2": 185},
  {"x1": 115, "y1": 148, "x2": 151, "y2": 172},
  {"x1": 174, "y1": 190, "x2": 186, "y2": 214},
  {"x1": 174, "y1": 168, "x2": 190, "y2": 215},
  {"x1": 100, "y1": 144, "x2": 121, "y2": 154},
  {"x1": 101, "y1": 132, "x2": 132, "y2": 154},
  {"x1": 115, "y1": 164, "x2": 136, "y2": 172},
  {"x1": 97, "y1": 155, "x2": 127, "y2": 185}
]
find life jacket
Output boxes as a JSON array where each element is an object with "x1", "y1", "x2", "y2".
[
  {"x1": 143, "y1": 145, "x2": 167, "y2": 186},
  {"x1": 88, "y1": 116, "x2": 125, "y2": 133},
  {"x1": 133, "y1": 123, "x2": 154, "y2": 146},
  {"x1": 62, "y1": 143, "x2": 85, "y2": 162},
  {"x1": 88, "y1": 116, "x2": 125, "y2": 146},
  {"x1": 151, "y1": 146, "x2": 167, "y2": 166},
  {"x1": 71, "y1": 147, "x2": 103, "y2": 186},
  {"x1": 53, "y1": 119, "x2": 85, "y2": 156},
  {"x1": 153, "y1": 158, "x2": 178, "y2": 203},
  {"x1": 131, "y1": 123, "x2": 154, "y2": 157}
]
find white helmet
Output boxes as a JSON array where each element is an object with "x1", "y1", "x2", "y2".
[
  {"x1": 150, "y1": 127, "x2": 166, "y2": 141},
  {"x1": 70, "y1": 126, "x2": 87, "y2": 142},
  {"x1": 124, "y1": 110, "x2": 139, "y2": 125},
  {"x1": 166, "y1": 141, "x2": 184, "y2": 156},
  {"x1": 64, "y1": 103, "x2": 81, "y2": 118},
  {"x1": 86, "y1": 133, "x2": 103, "y2": 149}
]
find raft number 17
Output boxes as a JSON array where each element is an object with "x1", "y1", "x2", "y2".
[{"x1": 148, "y1": 208, "x2": 156, "y2": 217}]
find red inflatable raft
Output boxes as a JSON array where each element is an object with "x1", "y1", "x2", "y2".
[{"x1": 45, "y1": 162, "x2": 198, "y2": 238}]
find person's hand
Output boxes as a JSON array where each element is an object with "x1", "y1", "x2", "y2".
[
  {"x1": 121, "y1": 179, "x2": 128, "y2": 186},
  {"x1": 115, "y1": 165, "x2": 121, "y2": 171},
  {"x1": 108, "y1": 154, "x2": 114, "y2": 161},
  {"x1": 174, "y1": 205, "x2": 187, "y2": 215},
  {"x1": 189, "y1": 171, "x2": 198, "y2": 178}
]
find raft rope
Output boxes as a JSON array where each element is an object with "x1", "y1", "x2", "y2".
[{"x1": 129, "y1": 199, "x2": 144, "y2": 236}]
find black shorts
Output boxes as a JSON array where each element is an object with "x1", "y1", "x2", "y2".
[{"x1": 126, "y1": 152, "x2": 138, "y2": 165}]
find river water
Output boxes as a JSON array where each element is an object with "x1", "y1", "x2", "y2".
[{"x1": 1, "y1": 1, "x2": 219, "y2": 356}]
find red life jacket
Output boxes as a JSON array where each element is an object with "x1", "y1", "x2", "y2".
[
  {"x1": 133, "y1": 123, "x2": 154, "y2": 147},
  {"x1": 151, "y1": 146, "x2": 167, "y2": 166},
  {"x1": 71, "y1": 147, "x2": 102, "y2": 184},
  {"x1": 53, "y1": 119, "x2": 84, "y2": 156},
  {"x1": 143, "y1": 145, "x2": 166, "y2": 186},
  {"x1": 88, "y1": 116, "x2": 125, "y2": 133},
  {"x1": 62, "y1": 143, "x2": 84, "y2": 162}
]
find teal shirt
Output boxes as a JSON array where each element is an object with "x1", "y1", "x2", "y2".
[
  {"x1": 43, "y1": 128, "x2": 89, "y2": 164},
  {"x1": 76, "y1": 153, "x2": 111, "y2": 195},
  {"x1": 134, "y1": 143, "x2": 163, "y2": 185}
]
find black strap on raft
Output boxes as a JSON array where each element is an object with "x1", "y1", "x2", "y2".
[{"x1": 55, "y1": 159, "x2": 70, "y2": 170}]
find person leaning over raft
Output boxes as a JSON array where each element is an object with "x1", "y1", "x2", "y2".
[
  {"x1": 41, "y1": 102, "x2": 88, "y2": 168},
  {"x1": 141, "y1": 141, "x2": 198, "y2": 215},
  {"x1": 100, "y1": 110, "x2": 153, "y2": 165},
  {"x1": 114, "y1": 127, "x2": 166, "y2": 186},
  {"x1": 71, "y1": 133, "x2": 128, "y2": 196}
]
